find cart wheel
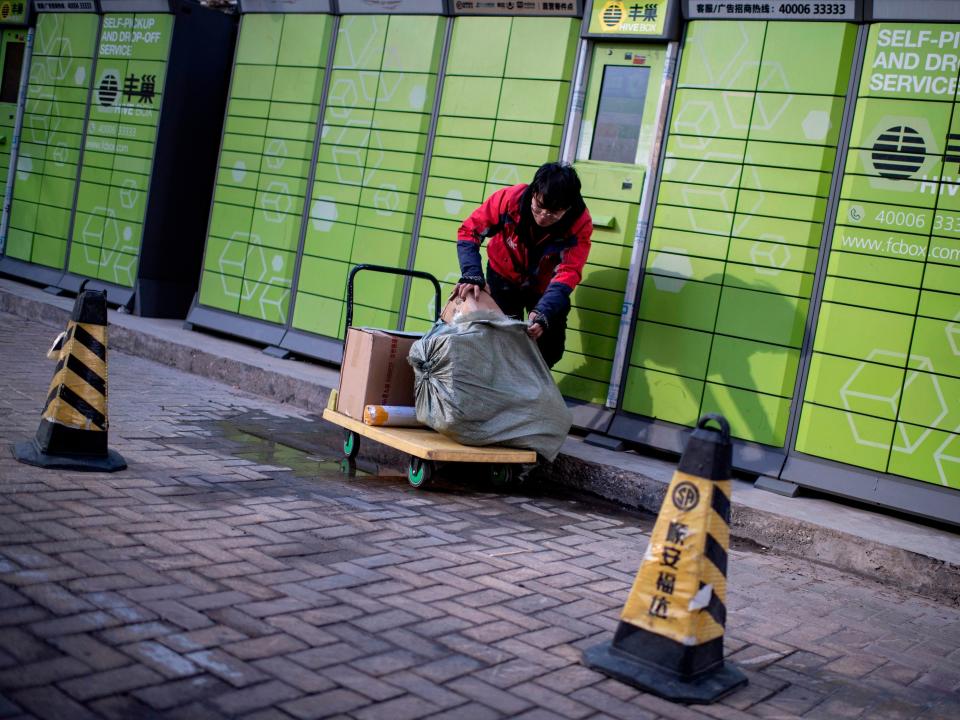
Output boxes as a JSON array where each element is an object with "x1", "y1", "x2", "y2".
[
  {"x1": 339, "y1": 458, "x2": 357, "y2": 476},
  {"x1": 488, "y1": 464, "x2": 515, "y2": 488},
  {"x1": 343, "y1": 430, "x2": 359, "y2": 460},
  {"x1": 408, "y1": 457, "x2": 433, "y2": 488}
]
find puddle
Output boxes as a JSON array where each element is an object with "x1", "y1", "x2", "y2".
[{"x1": 190, "y1": 410, "x2": 658, "y2": 531}]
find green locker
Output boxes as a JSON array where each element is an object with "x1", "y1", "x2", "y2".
[
  {"x1": 0, "y1": 23, "x2": 26, "y2": 236},
  {"x1": 617, "y1": 19, "x2": 858, "y2": 456},
  {"x1": 4, "y1": 10, "x2": 97, "y2": 276},
  {"x1": 409, "y1": 15, "x2": 580, "y2": 334},
  {"x1": 196, "y1": 10, "x2": 333, "y2": 336},
  {"x1": 292, "y1": 12, "x2": 443, "y2": 339},
  {"x1": 0, "y1": 0, "x2": 236, "y2": 316},
  {"x1": 189, "y1": 0, "x2": 449, "y2": 358},
  {"x1": 793, "y1": 21, "x2": 960, "y2": 493}
]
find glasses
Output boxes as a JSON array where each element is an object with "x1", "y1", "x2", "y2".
[{"x1": 531, "y1": 195, "x2": 568, "y2": 220}]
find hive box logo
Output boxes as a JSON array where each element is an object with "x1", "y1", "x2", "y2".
[
  {"x1": 872, "y1": 125, "x2": 925, "y2": 179},
  {"x1": 601, "y1": 1, "x2": 624, "y2": 27},
  {"x1": 97, "y1": 71, "x2": 120, "y2": 108},
  {"x1": 865, "y1": 116, "x2": 938, "y2": 190}
]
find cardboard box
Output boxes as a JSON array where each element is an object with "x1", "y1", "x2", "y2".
[
  {"x1": 440, "y1": 287, "x2": 504, "y2": 324},
  {"x1": 337, "y1": 328, "x2": 419, "y2": 420}
]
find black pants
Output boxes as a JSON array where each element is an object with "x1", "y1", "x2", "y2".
[{"x1": 486, "y1": 268, "x2": 567, "y2": 369}]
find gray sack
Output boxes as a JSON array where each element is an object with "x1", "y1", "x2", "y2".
[{"x1": 407, "y1": 311, "x2": 572, "y2": 461}]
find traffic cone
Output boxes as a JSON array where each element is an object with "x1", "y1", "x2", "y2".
[
  {"x1": 12, "y1": 286, "x2": 126, "y2": 472},
  {"x1": 583, "y1": 414, "x2": 746, "y2": 704}
]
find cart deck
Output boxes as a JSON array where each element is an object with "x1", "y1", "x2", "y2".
[
  {"x1": 322, "y1": 407, "x2": 536, "y2": 487},
  {"x1": 323, "y1": 408, "x2": 536, "y2": 463}
]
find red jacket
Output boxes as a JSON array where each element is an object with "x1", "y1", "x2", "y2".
[{"x1": 456, "y1": 183, "x2": 592, "y2": 321}]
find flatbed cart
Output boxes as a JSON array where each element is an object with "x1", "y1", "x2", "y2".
[{"x1": 322, "y1": 264, "x2": 537, "y2": 488}]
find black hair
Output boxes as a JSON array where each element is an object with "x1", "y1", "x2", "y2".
[
  {"x1": 519, "y1": 162, "x2": 586, "y2": 241},
  {"x1": 529, "y1": 162, "x2": 583, "y2": 211}
]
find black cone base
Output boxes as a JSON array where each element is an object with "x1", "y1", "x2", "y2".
[
  {"x1": 583, "y1": 641, "x2": 747, "y2": 705},
  {"x1": 12, "y1": 440, "x2": 127, "y2": 472}
]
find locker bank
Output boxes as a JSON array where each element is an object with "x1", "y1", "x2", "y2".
[
  {"x1": 5, "y1": 0, "x2": 960, "y2": 525},
  {"x1": 0, "y1": 0, "x2": 234, "y2": 315}
]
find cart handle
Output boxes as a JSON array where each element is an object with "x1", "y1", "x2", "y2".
[{"x1": 345, "y1": 264, "x2": 442, "y2": 333}]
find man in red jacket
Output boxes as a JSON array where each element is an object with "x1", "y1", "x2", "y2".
[{"x1": 453, "y1": 162, "x2": 592, "y2": 369}]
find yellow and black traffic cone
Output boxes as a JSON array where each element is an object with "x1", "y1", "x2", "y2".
[
  {"x1": 583, "y1": 414, "x2": 746, "y2": 704},
  {"x1": 13, "y1": 285, "x2": 126, "y2": 472}
]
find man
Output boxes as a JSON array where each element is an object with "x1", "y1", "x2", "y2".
[{"x1": 452, "y1": 162, "x2": 592, "y2": 368}]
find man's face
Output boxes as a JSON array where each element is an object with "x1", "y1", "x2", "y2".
[{"x1": 531, "y1": 193, "x2": 568, "y2": 227}]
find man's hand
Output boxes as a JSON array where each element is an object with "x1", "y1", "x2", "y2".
[
  {"x1": 527, "y1": 311, "x2": 545, "y2": 340},
  {"x1": 453, "y1": 282, "x2": 481, "y2": 301}
]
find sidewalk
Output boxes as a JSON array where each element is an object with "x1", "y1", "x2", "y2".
[{"x1": 1, "y1": 277, "x2": 958, "y2": 605}]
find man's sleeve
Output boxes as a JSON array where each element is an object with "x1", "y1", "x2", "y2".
[
  {"x1": 534, "y1": 216, "x2": 592, "y2": 323},
  {"x1": 456, "y1": 187, "x2": 510, "y2": 278}
]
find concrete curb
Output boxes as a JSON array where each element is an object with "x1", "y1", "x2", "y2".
[
  {"x1": 552, "y1": 445, "x2": 960, "y2": 605},
  {"x1": 2, "y1": 279, "x2": 958, "y2": 605}
]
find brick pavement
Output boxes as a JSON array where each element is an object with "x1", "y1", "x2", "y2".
[{"x1": 1, "y1": 311, "x2": 959, "y2": 719}]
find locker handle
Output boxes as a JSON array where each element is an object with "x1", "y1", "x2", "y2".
[
  {"x1": 592, "y1": 214, "x2": 616, "y2": 229},
  {"x1": 0, "y1": 135, "x2": 6, "y2": 146}
]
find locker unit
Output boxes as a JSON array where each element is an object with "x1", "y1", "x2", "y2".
[
  {"x1": 289, "y1": 11, "x2": 446, "y2": 347},
  {"x1": 3, "y1": 8, "x2": 98, "y2": 282},
  {"x1": 611, "y1": 17, "x2": 859, "y2": 473},
  {"x1": 784, "y1": 9, "x2": 960, "y2": 514},
  {"x1": 195, "y1": 6, "x2": 336, "y2": 346},
  {"x1": 0, "y1": 6, "x2": 28, "y2": 232},
  {"x1": 563, "y1": 41, "x2": 672, "y2": 409},
  {"x1": 408, "y1": 14, "x2": 581, "y2": 332},
  {"x1": 592, "y1": 0, "x2": 960, "y2": 524},
  {"x1": 0, "y1": 0, "x2": 235, "y2": 316},
  {"x1": 188, "y1": 0, "x2": 448, "y2": 360}
]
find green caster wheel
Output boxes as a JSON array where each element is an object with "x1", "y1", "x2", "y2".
[
  {"x1": 408, "y1": 457, "x2": 433, "y2": 488},
  {"x1": 488, "y1": 464, "x2": 515, "y2": 488},
  {"x1": 343, "y1": 430, "x2": 360, "y2": 460}
]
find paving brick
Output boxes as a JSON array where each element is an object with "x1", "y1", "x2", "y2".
[
  {"x1": 10, "y1": 686, "x2": 98, "y2": 720},
  {"x1": 87, "y1": 694, "x2": 161, "y2": 720},
  {"x1": 122, "y1": 640, "x2": 200, "y2": 678},
  {"x1": 28, "y1": 610, "x2": 119, "y2": 637},
  {"x1": 0, "y1": 627, "x2": 59, "y2": 663},
  {"x1": 349, "y1": 648, "x2": 422, "y2": 677},
  {"x1": 17, "y1": 583, "x2": 94, "y2": 615},
  {"x1": 287, "y1": 642, "x2": 366, "y2": 671},
  {"x1": 281, "y1": 688, "x2": 370, "y2": 719},
  {"x1": 133, "y1": 673, "x2": 230, "y2": 710},
  {"x1": 413, "y1": 653, "x2": 485, "y2": 683},
  {"x1": 207, "y1": 607, "x2": 279, "y2": 637},
  {"x1": 251, "y1": 656, "x2": 335, "y2": 693},
  {"x1": 569, "y1": 686, "x2": 659, "y2": 720},
  {"x1": 322, "y1": 664, "x2": 405, "y2": 702},
  {"x1": 58, "y1": 663, "x2": 164, "y2": 701},
  {"x1": 381, "y1": 669, "x2": 467, "y2": 710},
  {"x1": 186, "y1": 648, "x2": 269, "y2": 688},
  {"x1": 535, "y1": 664, "x2": 604, "y2": 693},
  {"x1": 447, "y1": 675, "x2": 534, "y2": 716},
  {"x1": 212, "y1": 679, "x2": 301, "y2": 715},
  {"x1": 99, "y1": 621, "x2": 178, "y2": 644},
  {"x1": 236, "y1": 597, "x2": 313, "y2": 619},
  {"x1": 352, "y1": 694, "x2": 442, "y2": 720},
  {"x1": 421, "y1": 702, "x2": 500, "y2": 720},
  {"x1": 49, "y1": 633, "x2": 129, "y2": 670},
  {"x1": 473, "y1": 658, "x2": 552, "y2": 689},
  {"x1": 160, "y1": 625, "x2": 250, "y2": 653},
  {"x1": 143, "y1": 599, "x2": 213, "y2": 631},
  {"x1": 0, "y1": 655, "x2": 89, "y2": 688},
  {"x1": 222, "y1": 633, "x2": 309, "y2": 660}
]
